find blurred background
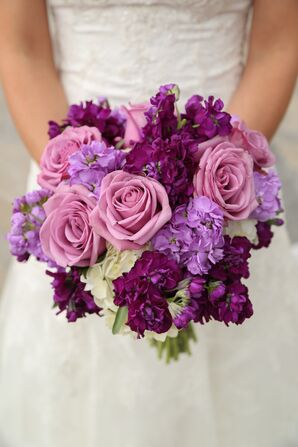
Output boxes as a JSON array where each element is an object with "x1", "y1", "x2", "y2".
[{"x1": 0, "y1": 85, "x2": 297, "y2": 292}]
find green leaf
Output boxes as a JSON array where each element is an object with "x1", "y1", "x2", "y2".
[
  {"x1": 177, "y1": 118, "x2": 187, "y2": 130},
  {"x1": 112, "y1": 306, "x2": 128, "y2": 335}
]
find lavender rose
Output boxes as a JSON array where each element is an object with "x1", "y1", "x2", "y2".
[
  {"x1": 40, "y1": 184, "x2": 105, "y2": 268},
  {"x1": 90, "y1": 170, "x2": 172, "y2": 250},
  {"x1": 229, "y1": 117, "x2": 275, "y2": 168},
  {"x1": 193, "y1": 141, "x2": 258, "y2": 220},
  {"x1": 121, "y1": 103, "x2": 150, "y2": 146},
  {"x1": 38, "y1": 126, "x2": 102, "y2": 191}
]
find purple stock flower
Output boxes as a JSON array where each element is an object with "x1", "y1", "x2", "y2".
[
  {"x1": 208, "y1": 281, "x2": 226, "y2": 302},
  {"x1": 172, "y1": 277, "x2": 207, "y2": 329},
  {"x1": 126, "y1": 281, "x2": 172, "y2": 336},
  {"x1": 152, "y1": 196, "x2": 225, "y2": 275},
  {"x1": 48, "y1": 120, "x2": 65, "y2": 139},
  {"x1": 209, "y1": 236, "x2": 252, "y2": 281},
  {"x1": 173, "y1": 275, "x2": 253, "y2": 328},
  {"x1": 48, "y1": 98, "x2": 125, "y2": 146},
  {"x1": 113, "y1": 251, "x2": 181, "y2": 337},
  {"x1": 7, "y1": 189, "x2": 52, "y2": 263},
  {"x1": 253, "y1": 218, "x2": 283, "y2": 250},
  {"x1": 182, "y1": 95, "x2": 232, "y2": 142},
  {"x1": 251, "y1": 170, "x2": 282, "y2": 221},
  {"x1": 142, "y1": 84, "x2": 179, "y2": 141},
  {"x1": 124, "y1": 133, "x2": 197, "y2": 207},
  {"x1": 47, "y1": 268, "x2": 101, "y2": 322},
  {"x1": 68, "y1": 141, "x2": 126, "y2": 197},
  {"x1": 211, "y1": 281, "x2": 253, "y2": 325}
]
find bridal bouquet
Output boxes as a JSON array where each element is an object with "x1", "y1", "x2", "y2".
[{"x1": 8, "y1": 84, "x2": 283, "y2": 362}]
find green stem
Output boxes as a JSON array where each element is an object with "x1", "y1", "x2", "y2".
[{"x1": 150, "y1": 323, "x2": 198, "y2": 363}]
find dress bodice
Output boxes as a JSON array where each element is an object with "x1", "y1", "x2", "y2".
[{"x1": 48, "y1": 0, "x2": 252, "y2": 106}]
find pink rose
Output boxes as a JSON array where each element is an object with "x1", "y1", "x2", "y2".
[
  {"x1": 121, "y1": 103, "x2": 150, "y2": 146},
  {"x1": 193, "y1": 135, "x2": 224, "y2": 163},
  {"x1": 193, "y1": 141, "x2": 258, "y2": 220},
  {"x1": 90, "y1": 170, "x2": 172, "y2": 250},
  {"x1": 38, "y1": 126, "x2": 102, "y2": 191},
  {"x1": 40, "y1": 184, "x2": 105, "y2": 268},
  {"x1": 229, "y1": 116, "x2": 275, "y2": 168}
]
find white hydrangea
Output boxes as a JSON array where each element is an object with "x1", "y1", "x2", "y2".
[
  {"x1": 224, "y1": 219, "x2": 258, "y2": 244},
  {"x1": 81, "y1": 243, "x2": 146, "y2": 311}
]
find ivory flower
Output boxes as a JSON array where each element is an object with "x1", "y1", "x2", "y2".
[
  {"x1": 225, "y1": 219, "x2": 258, "y2": 244},
  {"x1": 82, "y1": 243, "x2": 146, "y2": 310}
]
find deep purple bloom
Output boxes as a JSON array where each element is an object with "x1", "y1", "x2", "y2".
[
  {"x1": 189, "y1": 276, "x2": 206, "y2": 296},
  {"x1": 48, "y1": 120, "x2": 65, "y2": 139},
  {"x1": 208, "y1": 281, "x2": 226, "y2": 302},
  {"x1": 142, "y1": 84, "x2": 179, "y2": 141},
  {"x1": 125, "y1": 133, "x2": 197, "y2": 207},
  {"x1": 182, "y1": 95, "x2": 232, "y2": 142},
  {"x1": 209, "y1": 236, "x2": 252, "y2": 281},
  {"x1": 126, "y1": 281, "x2": 172, "y2": 336},
  {"x1": 114, "y1": 251, "x2": 182, "y2": 308},
  {"x1": 48, "y1": 98, "x2": 125, "y2": 146},
  {"x1": 113, "y1": 251, "x2": 181, "y2": 337},
  {"x1": 68, "y1": 141, "x2": 126, "y2": 197},
  {"x1": 253, "y1": 218, "x2": 283, "y2": 250},
  {"x1": 211, "y1": 281, "x2": 253, "y2": 325},
  {"x1": 173, "y1": 277, "x2": 207, "y2": 329},
  {"x1": 152, "y1": 196, "x2": 225, "y2": 275},
  {"x1": 173, "y1": 300, "x2": 198, "y2": 330},
  {"x1": 7, "y1": 189, "x2": 52, "y2": 262},
  {"x1": 47, "y1": 268, "x2": 101, "y2": 322},
  {"x1": 251, "y1": 170, "x2": 282, "y2": 221},
  {"x1": 173, "y1": 274, "x2": 253, "y2": 328}
]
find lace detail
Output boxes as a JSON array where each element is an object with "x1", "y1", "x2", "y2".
[
  {"x1": 48, "y1": 0, "x2": 251, "y2": 105},
  {"x1": 1, "y1": 2, "x2": 298, "y2": 447}
]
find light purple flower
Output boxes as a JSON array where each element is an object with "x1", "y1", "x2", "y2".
[
  {"x1": 250, "y1": 170, "x2": 282, "y2": 221},
  {"x1": 152, "y1": 196, "x2": 225, "y2": 275},
  {"x1": 68, "y1": 141, "x2": 126, "y2": 197},
  {"x1": 7, "y1": 189, "x2": 52, "y2": 262}
]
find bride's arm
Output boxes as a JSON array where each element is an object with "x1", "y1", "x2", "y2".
[
  {"x1": 228, "y1": 0, "x2": 298, "y2": 140},
  {"x1": 0, "y1": 0, "x2": 68, "y2": 163}
]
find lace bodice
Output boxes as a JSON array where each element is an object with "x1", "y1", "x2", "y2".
[{"x1": 48, "y1": 0, "x2": 252, "y2": 105}]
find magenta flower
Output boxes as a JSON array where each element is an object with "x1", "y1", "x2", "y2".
[
  {"x1": 47, "y1": 268, "x2": 101, "y2": 322},
  {"x1": 182, "y1": 95, "x2": 232, "y2": 142},
  {"x1": 253, "y1": 218, "x2": 283, "y2": 250},
  {"x1": 209, "y1": 236, "x2": 252, "y2": 281},
  {"x1": 124, "y1": 133, "x2": 197, "y2": 207},
  {"x1": 211, "y1": 281, "x2": 253, "y2": 325},
  {"x1": 113, "y1": 251, "x2": 181, "y2": 337},
  {"x1": 48, "y1": 98, "x2": 125, "y2": 146},
  {"x1": 142, "y1": 84, "x2": 179, "y2": 140}
]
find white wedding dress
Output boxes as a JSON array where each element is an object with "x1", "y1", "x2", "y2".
[{"x1": 1, "y1": 1, "x2": 298, "y2": 446}]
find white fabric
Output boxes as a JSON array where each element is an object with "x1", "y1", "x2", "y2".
[{"x1": 1, "y1": 1, "x2": 298, "y2": 446}]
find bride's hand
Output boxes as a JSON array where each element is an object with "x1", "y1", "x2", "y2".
[
  {"x1": 228, "y1": 0, "x2": 298, "y2": 140},
  {"x1": 0, "y1": 0, "x2": 68, "y2": 163}
]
